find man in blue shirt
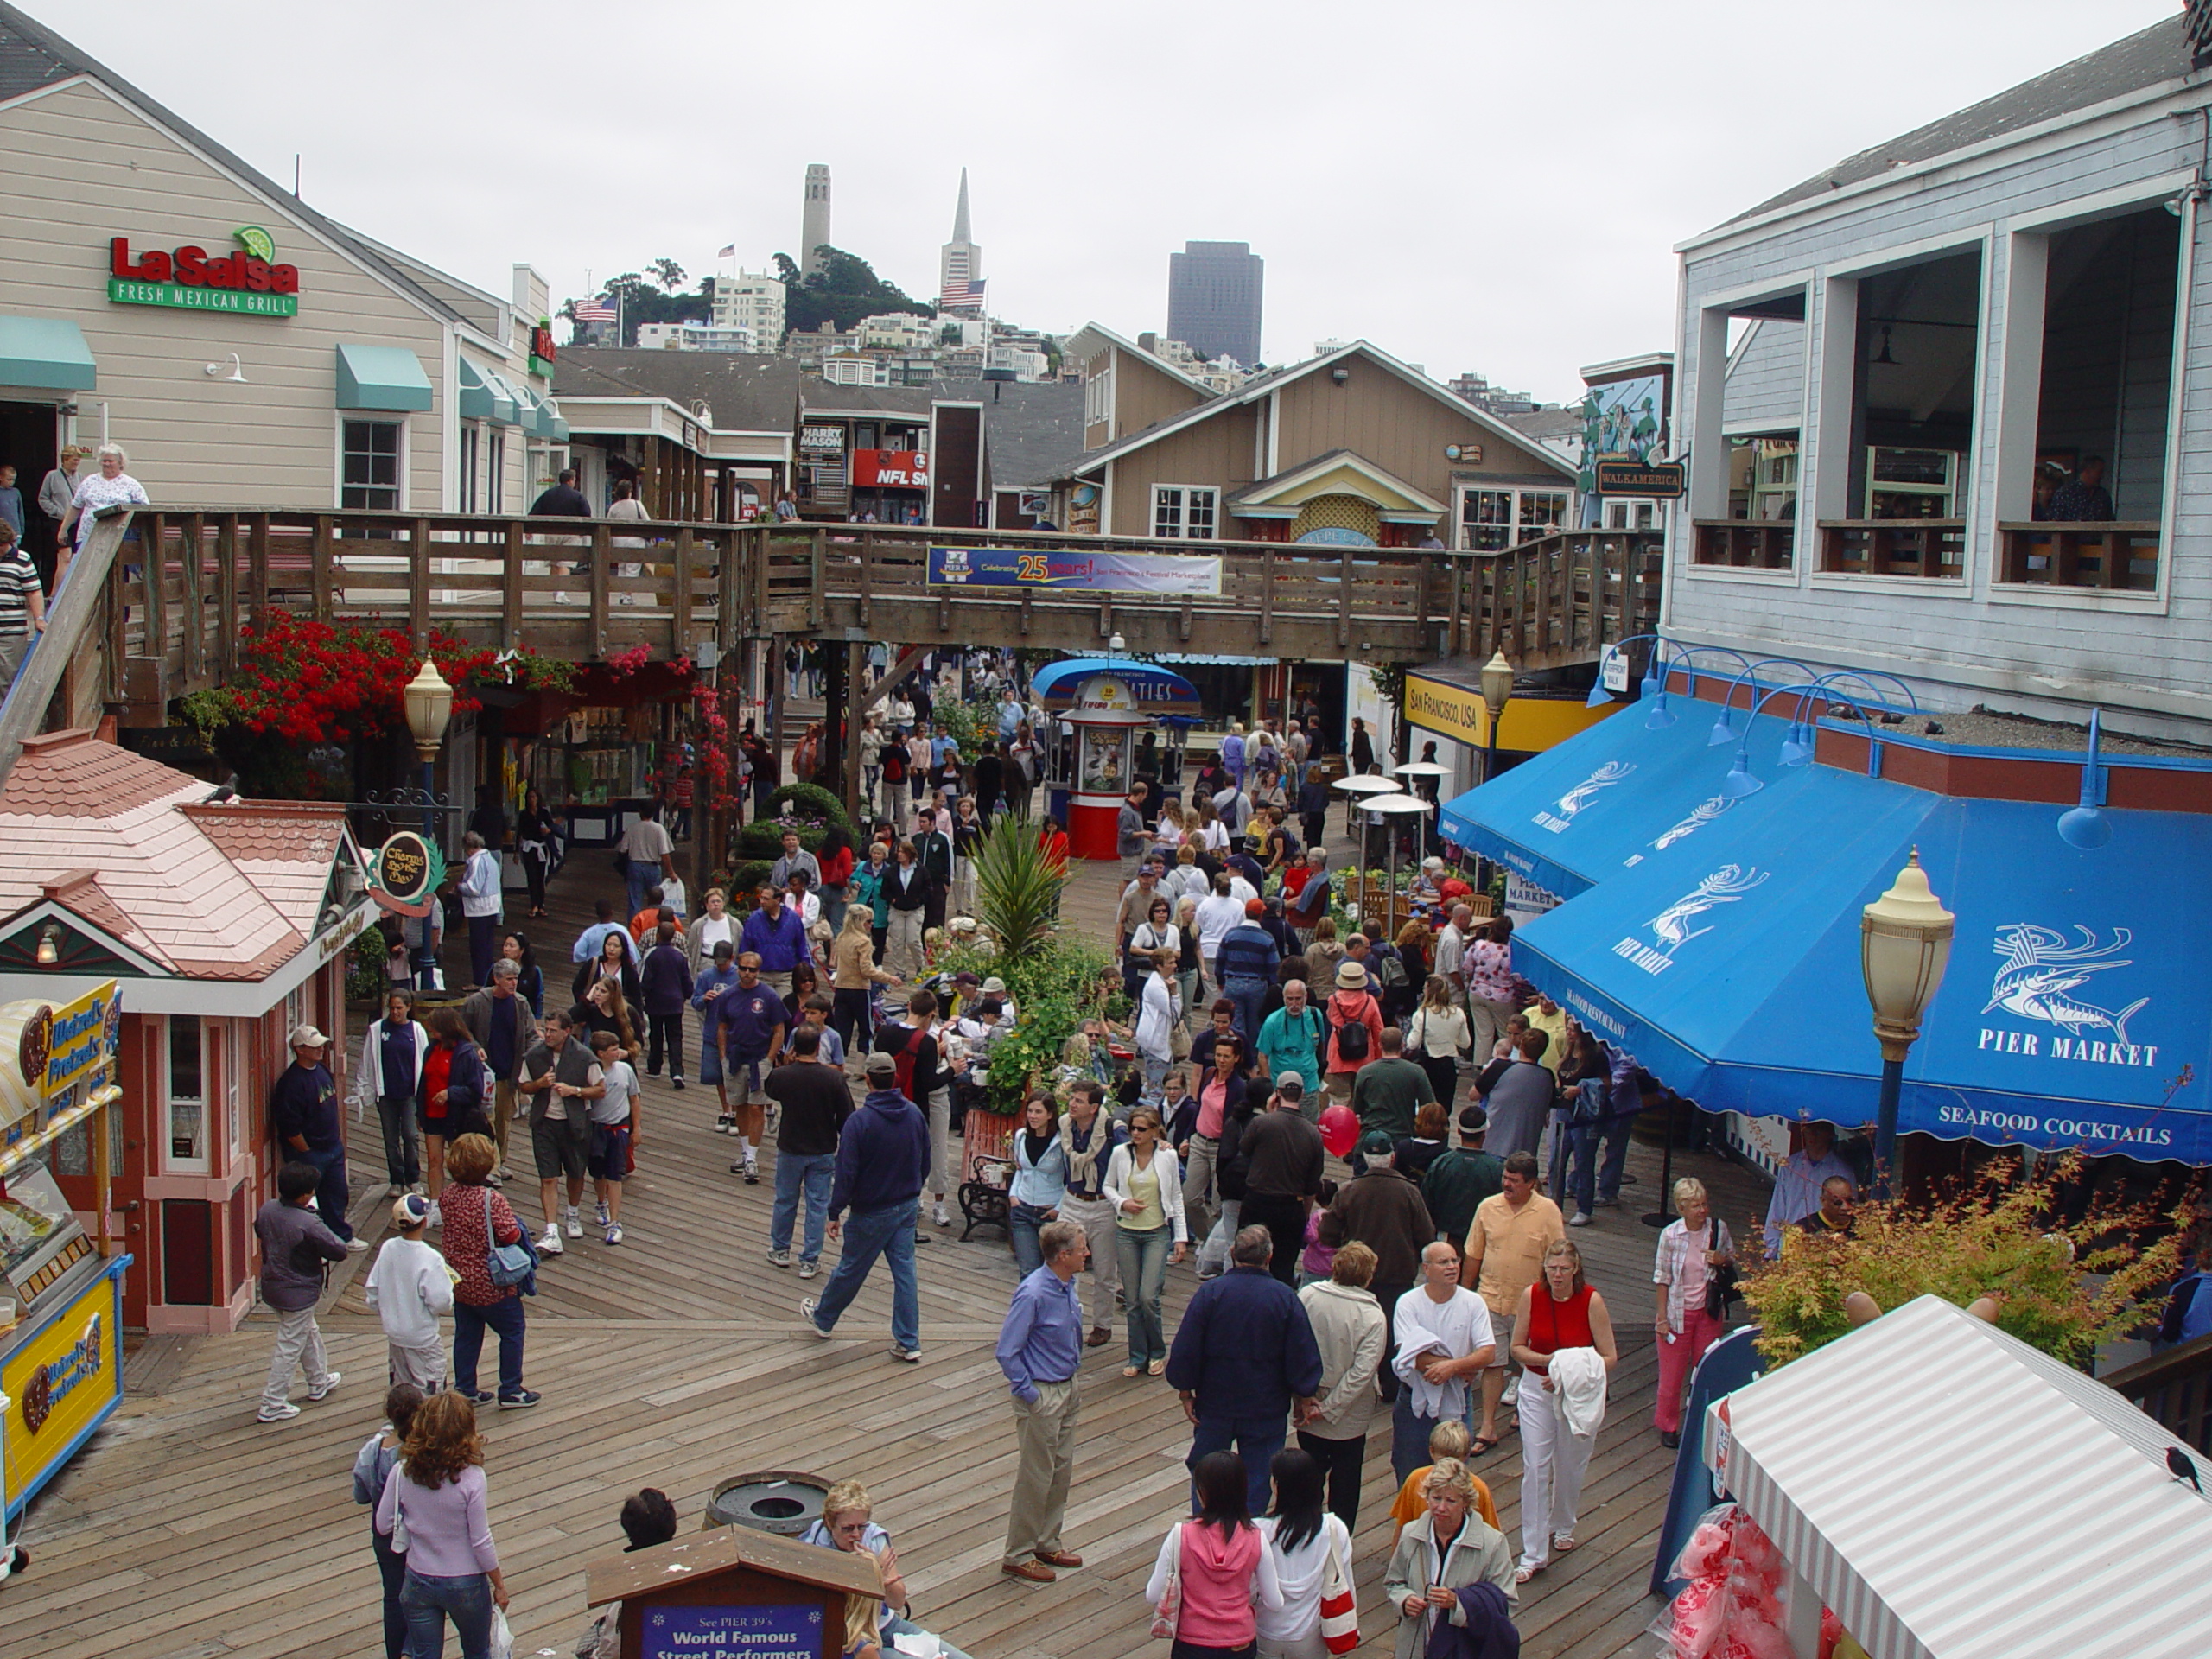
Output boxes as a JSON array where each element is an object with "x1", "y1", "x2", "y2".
[
  {"x1": 739, "y1": 884, "x2": 810, "y2": 999},
  {"x1": 571, "y1": 899, "x2": 625, "y2": 964},
  {"x1": 804, "y1": 1049, "x2": 930, "y2": 1360},
  {"x1": 996, "y1": 1219, "x2": 1090, "y2": 1583},
  {"x1": 270, "y1": 1025, "x2": 365, "y2": 1249},
  {"x1": 1215, "y1": 899, "x2": 1281, "y2": 1045},
  {"x1": 692, "y1": 939, "x2": 741, "y2": 1134},
  {"x1": 1165, "y1": 1224, "x2": 1324, "y2": 1514},
  {"x1": 706, "y1": 953, "x2": 785, "y2": 1184}
]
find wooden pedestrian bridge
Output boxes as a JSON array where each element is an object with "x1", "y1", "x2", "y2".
[{"x1": 46, "y1": 510, "x2": 1661, "y2": 725}]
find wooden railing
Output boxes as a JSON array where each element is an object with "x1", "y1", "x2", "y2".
[
  {"x1": 1693, "y1": 519, "x2": 1795, "y2": 570},
  {"x1": 1456, "y1": 528, "x2": 1663, "y2": 671},
  {"x1": 98, "y1": 512, "x2": 1521, "y2": 716},
  {"x1": 1819, "y1": 518, "x2": 1966, "y2": 578},
  {"x1": 1998, "y1": 521, "x2": 2159, "y2": 591},
  {"x1": 2102, "y1": 1332, "x2": 2212, "y2": 1453}
]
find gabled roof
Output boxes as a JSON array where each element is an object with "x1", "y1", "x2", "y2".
[
  {"x1": 1065, "y1": 322, "x2": 1220, "y2": 398},
  {"x1": 555, "y1": 348, "x2": 804, "y2": 430},
  {"x1": 1721, "y1": 17, "x2": 2191, "y2": 228},
  {"x1": 938, "y1": 378, "x2": 1085, "y2": 490},
  {"x1": 1225, "y1": 449, "x2": 1446, "y2": 518},
  {"x1": 0, "y1": 731, "x2": 351, "y2": 982},
  {"x1": 1067, "y1": 340, "x2": 1575, "y2": 482},
  {"x1": 0, "y1": 2, "x2": 469, "y2": 328}
]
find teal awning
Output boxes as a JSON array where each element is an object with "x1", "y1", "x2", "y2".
[
  {"x1": 457, "y1": 358, "x2": 517, "y2": 424},
  {"x1": 334, "y1": 342, "x2": 432, "y2": 411},
  {"x1": 547, "y1": 409, "x2": 569, "y2": 442},
  {"x1": 0, "y1": 315, "x2": 96, "y2": 391}
]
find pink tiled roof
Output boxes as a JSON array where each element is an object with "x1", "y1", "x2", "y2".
[{"x1": 0, "y1": 732, "x2": 351, "y2": 982}]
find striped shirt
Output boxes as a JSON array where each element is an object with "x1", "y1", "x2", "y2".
[{"x1": 0, "y1": 548, "x2": 41, "y2": 636}]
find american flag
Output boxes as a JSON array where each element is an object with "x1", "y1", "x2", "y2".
[
  {"x1": 574, "y1": 297, "x2": 617, "y2": 322},
  {"x1": 940, "y1": 276, "x2": 987, "y2": 309},
  {"x1": 717, "y1": 244, "x2": 736, "y2": 258}
]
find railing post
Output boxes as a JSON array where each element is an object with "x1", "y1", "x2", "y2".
[
  {"x1": 753, "y1": 524, "x2": 772, "y2": 635},
  {"x1": 141, "y1": 512, "x2": 167, "y2": 665},
  {"x1": 673, "y1": 526, "x2": 695, "y2": 650},
  {"x1": 181, "y1": 512, "x2": 205, "y2": 687},
  {"x1": 216, "y1": 514, "x2": 238, "y2": 677},
  {"x1": 312, "y1": 514, "x2": 335, "y2": 625},
  {"x1": 1260, "y1": 548, "x2": 1275, "y2": 646},
  {"x1": 808, "y1": 528, "x2": 825, "y2": 629},
  {"x1": 1337, "y1": 549, "x2": 1352, "y2": 650},
  {"x1": 858, "y1": 531, "x2": 874, "y2": 631},
  {"x1": 248, "y1": 515, "x2": 270, "y2": 618},
  {"x1": 590, "y1": 523, "x2": 612, "y2": 655},
  {"x1": 502, "y1": 519, "x2": 524, "y2": 641}
]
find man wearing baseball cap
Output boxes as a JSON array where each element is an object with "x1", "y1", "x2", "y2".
[
  {"x1": 1236, "y1": 1072, "x2": 1326, "y2": 1284},
  {"x1": 272, "y1": 1025, "x2": 365, "y2": 1249},
  {"x1": 1420, "y1": 1105, "x2": 1503, "y2": 1252},
  {"x1": 803, "y1": 1047, "x2": 931, "y2": 1362}
]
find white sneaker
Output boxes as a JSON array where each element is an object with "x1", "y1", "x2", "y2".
[
  {"x1": 565, "y1": 1207, "x2": 583, "y2": 1239},
  {"x1": 932, "y1": 1202, "x2": 952, "y2": 1229},
  {"x1": 595, "y1": 1199, "x2": 610, "y2": 1227},
  {"x1": 1568, "y1": 1211, "x2": 1592, "y2": 1227},
  {"x1": 539, "y1": 1225, "x2": 564, "y2": 1255},
  {"x1": 427, "y1": 1201, "x2": 442, "y2": 1230},
  {"x1": 257, "y1": 1402, "x2": 301, "y2": 1423}
]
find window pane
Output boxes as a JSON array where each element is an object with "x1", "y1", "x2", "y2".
[
  {"x1": 1187, "y1": 489, "x2": 1217, "y2": 540},
  {"x1": 1460, "y1": 489, "x2": 1512, "y2": 552},
  {"x1": 341, "y1": 421, "x2": 402, "y2": 511},
  {"x1": 1153, "y1": 487, "x2": 1182, "y2": 537},
  {"x1": 169, "y1": 1019, "x2": 204, "y2": 1162}
]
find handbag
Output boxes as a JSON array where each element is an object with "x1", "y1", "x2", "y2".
[
  {"x1": 482, "y1": 1186, "x2": 538, "y2": 1290},
  {"x1": 1168, "y1": 1001, "x2": 1192, "y2": 1063},
  {"x1": 1703, "y1": 1222, "x2": 1738, "y2": 1318},
  {"x1": 1148, "y1": 1524, "x2": 1183, "y2": 1640},
  {"x1": 1319, "y1": 1527, "x2": 1360, "y2": 1656}
]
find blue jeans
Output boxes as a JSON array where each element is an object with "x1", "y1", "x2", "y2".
[
  {"x1": 1188, "y1": 1414, "x2": 1287, "y2": 1516},
  {"x1": 453, "y1": 1294, "x2": 525, "y2": 1397},
  {"x1": 811, "y1": 1199, "x2": 919, "y2": 1351},
  {"x1": 373, "y1": 1525, "x2": 407, "y2": 1659},
  {"x1": 1010, "y1": 1200, "x2": 1052, "y2": 1275},
  {"x1": 1223, "y1": 976, "x2": 1269, "y2": 1046},
  {"x1": 1116, "y1": 1224, "x2": 1173, "y2": 1365},
  {"x1": 400, "y1": 1568, "x2": 494, "y2": 1659},
  {"x1": 1565, "y1": 1103, "x2": 1637, "y2": 1217},
  {"x1": 772, "y1": 1151, "x2": 836, "y2": 1263},
  {"x1": 626, "y1": 856, "x2": 657, "y2": 916},
  {"x1": 1392, "y1": 1391, "x2": 1443, "y2": 1484},
  {"x1": 304, "y1": 1142, "x2": 353, "y2": 1241}
]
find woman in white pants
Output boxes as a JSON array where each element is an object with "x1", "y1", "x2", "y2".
[{"x1": 1508, "y1": 1239, "x2": 1618, "y2": 1583}]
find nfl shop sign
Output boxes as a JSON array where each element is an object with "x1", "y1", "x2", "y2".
[
  {"x1": 107, "y1": 226, "x2": 300, "y2": 317},
  {"x1": 852, "y1": 448, "x2": 929, "y2": 489}
]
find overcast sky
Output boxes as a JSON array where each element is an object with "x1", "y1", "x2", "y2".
[{"x1": 59, "y1": 0, "x2": 2179, "y2": 403}]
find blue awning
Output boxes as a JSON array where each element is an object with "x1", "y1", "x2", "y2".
[
  {"x1": 1509, "y1": 757, "x2": 2212, "y2": 1163},
  {"x1": 1437, "y1": 699, "x2": 1783, "y2": 899},
  {"x1": 457, "y1": 358, "x2": 518, "y2": 425},
  {"x1": 334, "y1": 342, "x2": 432, "y2": 411},
  {"x1": 0, "y1": 315, "x2": 96, "y2": 391},
  {"x1": 1031, "y1": 658, "x2": 1202, "y2": 716}
]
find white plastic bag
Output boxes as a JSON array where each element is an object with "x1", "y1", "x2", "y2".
[{"x1": 487, "y1": 1605, "x2": 514, "y2": 1659}]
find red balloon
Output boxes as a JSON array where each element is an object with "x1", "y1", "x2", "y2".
[{"x1": 1319, "y1": 1103, "x2": 1359, "y2": 1160}]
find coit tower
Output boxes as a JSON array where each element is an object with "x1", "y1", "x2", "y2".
[{"x1": 801, "y1": 164, "x2": 832, "y2": 274}]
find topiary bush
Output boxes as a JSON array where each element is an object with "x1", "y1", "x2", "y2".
[{"x1": 766, "y1": 781, "x2": 856, "y2": 838}]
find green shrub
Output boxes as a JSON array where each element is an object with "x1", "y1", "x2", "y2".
[
  {"x1": 727, "y1": 860, "x2": 772, "y2": 899},
  {"x1": 346, "y1": 925, "x2": 390, "y2": 1003},
  {"x1": 938, "y1": 931, "x2": 1115, "y2": 1112},
  {"x1": 970, "y1": 812, "x2": 1066, "y2": 963},
  {"x1": 765, "y1": 781, "x2": 856, "y2": 838}
]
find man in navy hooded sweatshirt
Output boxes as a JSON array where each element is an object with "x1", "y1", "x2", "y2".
[{"x1": 802, "y1": 1048, "x2": 931, "y2": 1362}]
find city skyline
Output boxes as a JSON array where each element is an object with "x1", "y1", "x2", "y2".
[{"x1": 50, "y1": 0, "x2": 2177, "y2": 404}]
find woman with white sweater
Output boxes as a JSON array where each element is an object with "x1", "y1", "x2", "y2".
[
  {"x1": 355, "y1": 989, "x2": 430, "y2": 1198},
  {"x1": 1256, "y1": 1448, "x2": 1353, "y2": 1659},
  {"x1": 1135, "y1": 947, "x2": 1184, "y2": 1108},
  {"x1": 1104, "y1": 1104, "x2": 1188, "y2": 1377}
]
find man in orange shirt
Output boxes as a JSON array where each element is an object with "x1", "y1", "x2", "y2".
[{"x1": 630, "y1": 889, "x2": 686, "y2": 945}]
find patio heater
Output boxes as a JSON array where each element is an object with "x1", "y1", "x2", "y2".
[
  {"x1": 1860, "y1": 850, "x2": 1954, "y2": 1200},
  {"x1": 1332, "y1": 771, "x2": 1396, "y2": 849},
  {"x1": 403, "y1": 658, "x2": 455, "y2": 984},
  {"x1": 1394, "y1": 759, "x2": 1450, "y2": 860},
  {"x1": 1358, "y1": 792, "x2": 1435, "y2": 936}
]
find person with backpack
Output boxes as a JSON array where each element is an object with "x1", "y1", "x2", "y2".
[{"x1": 1321, "y1": 962, "x2": 1386, "y2": 1108}]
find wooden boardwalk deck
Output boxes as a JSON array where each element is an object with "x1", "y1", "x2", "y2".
[{"x1": 0, "y1": 835, "x2": 1764, "y2": 1659}]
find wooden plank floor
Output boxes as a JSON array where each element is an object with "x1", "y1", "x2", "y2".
[{"x1": 0, "y1": 817, "x2": 1766, "y2": 1659}]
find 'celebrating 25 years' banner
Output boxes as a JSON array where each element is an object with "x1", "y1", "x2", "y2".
[{"x1": 927, "y1": 546, "x2": 1223, "y2": 595}]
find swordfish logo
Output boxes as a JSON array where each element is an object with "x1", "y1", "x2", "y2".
[
  {"x1": 1624, "y1": 794, "x2": 1734, "y2": 867},
  {"x1": 1533, "y1": 760, "x2": 1635, "y2": 835},
  {"x1": 1614, "y1": 864, "x2": 1768, "y2": 976},
  {"x1": 1977, "y1": 925, "x2": 2159, "y2": 1069}
]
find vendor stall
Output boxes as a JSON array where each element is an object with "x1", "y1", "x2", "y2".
[
  {"x1": 1032, "y1": 658, "x2": 1202, "y2": 842},
  {"x1": 0, "y1": 981, "x2": 129, "y2": 1528},
  {"x1": 1690, "y1": 1294, "x2": 2212, "y2": 1659}
]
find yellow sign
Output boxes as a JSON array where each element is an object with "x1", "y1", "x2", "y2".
[
  {"x1": 0, "y1": 981, "x2": 120, "y2": 1130},
  {"x1": 3, "y1": 1269, "x2": 121, "y2": 1508},
  {"x1": 1404, "y1": 676, "x2": 1621, "y2": 752}
]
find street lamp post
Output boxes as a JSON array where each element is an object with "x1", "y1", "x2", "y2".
[
  {"x1": 403, "y1": 658, "x2": 455, "y2": 986},
  {"x1": 1478, "y1": 649, "x2": 1513, "y2": 785},
  {"x1": 1860, "y1": 849, "x2": 1954, "y2": 1199}
]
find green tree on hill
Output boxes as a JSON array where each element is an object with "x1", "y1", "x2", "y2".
[{"x1": 772, "y1": 246, "x2": 936, "y2": 336}]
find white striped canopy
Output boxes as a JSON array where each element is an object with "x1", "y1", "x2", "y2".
[{"x1": 1706, "y1": 1294, "x2": 2212, "y2": 1659}]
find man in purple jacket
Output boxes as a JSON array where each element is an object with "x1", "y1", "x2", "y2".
[{"x1": 802, "y1": 1049, "x2": 931, "y2": 1362}]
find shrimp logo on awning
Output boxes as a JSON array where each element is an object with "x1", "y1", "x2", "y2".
[
  {"x1": 1532, "y1": 760, "x2": 1634, "y2": 835},
  {"x1": 1978, "y1": 925, "x2": 2158, "y2": 1068},
  {"x1": 1613, "y1": 864, "x2": 1767, "y2": 976}
]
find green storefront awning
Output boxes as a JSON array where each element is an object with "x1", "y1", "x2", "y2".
[
  {"x1": 457, "y1": 357, "x2": 517, "y2": 425},
  {"x1": 0, "y1": 315, "x2": 97, "y2": 392},
  {"x1": 547, "y1": 410, "x2": 569, "y2": 442},
  {"x1": 334, "y1": 342, "x2": 432, "y2": 411}
]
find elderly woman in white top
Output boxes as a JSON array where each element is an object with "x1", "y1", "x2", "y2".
[
  {"x1": 1651, "y1": 1177, "x2": 1733, "y2": 1449},
  {"x1": 61, "y1": 443, "x2": 149, "y2": 585}
]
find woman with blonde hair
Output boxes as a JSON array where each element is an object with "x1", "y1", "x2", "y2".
[
  {"x1": 1303, "y1": 916, "x2": 1344, "y2": 985},
  {"x1": 1407, "y1": 974, "x2": 1470, "y2": 1104},
  {"x1": 1652, "y1": 1177, "x2": 1732, "y2": 1448},
  {"x1": 1510, "y1": 1238, "x2": 1618, "y2": 1582},
  {"x1": 1104, "y1": 1105, "x2": 1188, "y2": 1376},
  {"x1": 1154, "y1": 799, "x2": 1188, "y2": 859},
  {"x1": 831, "y1": 902, "x2": 898, "y2": 1058},
  {"x1": 1194, "y1": 792, "x2": 1230, "y2": 855},
  {"x1": 1382, "y1": 1459, "x2": 1515, "y2": 1659},
  {"x1": 800, "y1": 1480, "x2": 973, "y2": 1659},
  {"x1": 374, "y1": 1389, "x2": 509, "y2": 1659}
]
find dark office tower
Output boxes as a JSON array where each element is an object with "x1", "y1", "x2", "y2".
[{"x1": 1166, "y1": 240, "x2": 1264, "y2": 367}]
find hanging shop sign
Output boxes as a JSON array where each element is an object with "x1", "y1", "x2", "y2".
[
  {"x1": 0, "y1": 981, "x2": 122, "y2": 1129},
  {"x1": 926, "y1": 546, "x2": 1223, "y2": 595},
  {"x1": 1592, "y1": 459, "x2": 1685, "y2": 498},
  {"x1": 531, "y1": 321, "x2": 557, "y2": 378},
  {"x1": 798, "y1": 425, "x2": 845, "y2": 454},
  {"x1": 365, "y1": 830, "x2": 445, "y2": 918},
  {"x1": 106, "y1": 227, "x2": 300, "y2": 317},
  {"x1": 851, "y1": 448, "x2": 930, "y2": 489}
]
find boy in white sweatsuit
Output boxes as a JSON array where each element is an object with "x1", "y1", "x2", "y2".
[{"x1": 364, "y1": 1193, "x2": 454, "y2": 1390}]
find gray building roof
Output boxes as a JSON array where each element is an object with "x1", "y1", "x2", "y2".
[
  {"x1": 1503, "y1": 408, "x2": 1583, "y2": 445},
  {"x1": 937, "y1": 379, "x2": 1084, "y2": 491},
  {"x1": 554, "y1": 349, "x2": 804, "y2": 429},
  {"x1": 1734, "y1": 17, "x2": 2191, "y2": 223},
  {"x1": 0, "y1": 2, "x2": 470, "y2": 328}
]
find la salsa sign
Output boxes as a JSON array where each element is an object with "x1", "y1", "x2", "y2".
[{"x1": 107, "y1": 227, "x2": 300, "y2": 318}]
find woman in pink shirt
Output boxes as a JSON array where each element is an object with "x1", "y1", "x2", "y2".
[{"x1": 1147, "y1": 1451, "x2": 1282, "y2": 1659}]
